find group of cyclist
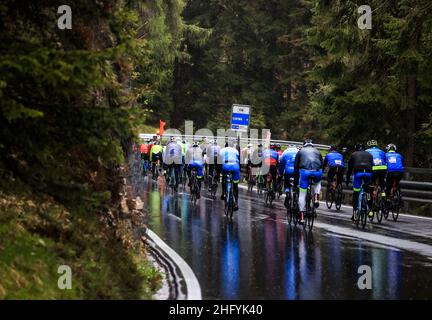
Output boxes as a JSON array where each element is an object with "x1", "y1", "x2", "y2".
[{"x1": 136, "y1": 135, "x2": 405, "y2": 225}]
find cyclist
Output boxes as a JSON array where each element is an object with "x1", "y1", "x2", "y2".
[
  {"x1": 276, "y1": 143, "x2": 283, "y2": 157},
  {"x1": 164, "y1": 137, "x2": 183, "y2": 190},
  {"x1": 139, "y1": 141, "x2": 150, "y2": 174},
  {"x1": 149, "y1": 141, "x2": 163, "y2": 179},
  {"x1": 220, "y1": 138, "x2": 240, "y2": 210},
  {"x1": 346, "y1": 143, "x2": 373, "y2": 220},
  {"x1": 207, "y1": 139, "x2": 222, "y2": 191},
  {"x1": 366, "y1": 140, "x2": 388, "y2": 208},
  {"x1": 279, "y1": 144, "x2": 299, "y2": 207},
  {"x1": 385, "y1": 144, "x2": 404, "y2": 199},
  {"x1": 294, "y1": 139, "x2": 323, "y2": 224},
  {"x1": 241, "y1": 143, "x2": 254, "y2": 180},
  {"x1": 323, "y1": 145, "x2": 345, "y2": 191},
  {"x1": 262, "y1": 143, "x2": 279, "y2": 198},
  {"x1": 185, "y1": 141, "x2": 204, "y2": 198}
]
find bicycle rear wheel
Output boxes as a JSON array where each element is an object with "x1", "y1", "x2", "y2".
[
  {"x1": 361, "y1": 193, "x2": 368, "y2": 229},
  {"x1": 376, "y1": 188, "x2": 384, "y2": 224},
  {"x1": 335, "y1": 184, "x2": 343, "y2": 211},
  {"x1": 392, "y1": 189, "x2": 401, "y2": 221},
  {"x1": 325, "y1": 186, "x2": 333, "y2": 209}
]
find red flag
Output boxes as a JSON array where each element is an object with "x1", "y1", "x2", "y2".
[{"x1": 159, "y1": 120, "x2": 166, "y2": 136}]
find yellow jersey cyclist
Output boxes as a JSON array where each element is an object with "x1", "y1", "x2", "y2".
[{"x1": 149, "y1": 141, "x2": 164, "y2": 180}]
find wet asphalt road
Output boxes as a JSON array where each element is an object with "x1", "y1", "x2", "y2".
[{"x1": 129, "y1": 164, "x2": 432, "y2": 299}]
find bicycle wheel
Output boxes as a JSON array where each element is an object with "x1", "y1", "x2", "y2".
[
  {"x1": 335, "y1": 184, "x2": 343, "y2": 211},
  {"x1": 392, "y1": 189, "x2": 401, "y2": 221},
  {"x1": 325, "y1": 187, "x2": 333, "y2": 209},
  {"x1": 375, "y1": 188, "x2": 384, "y2": 224},
  {"x1": 354, "y1": 208, "x2": 360, "y2": 227},
  {"x1": 360, "y1": 193, "x2": 368, "y2": 229}
]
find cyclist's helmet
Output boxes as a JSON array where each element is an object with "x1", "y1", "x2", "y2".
[
  {"x1": 355, "y1": 143, "x2": 365, "y2": 151},
  {"x1": 303, "y1": 139, "x2": 314, "y2": 147},
  {"x1": 386, "y1": 144, "x2": 397, "y2": 152},
  {"x1": 170, "y1": 136, "x2": 176, "y2": 142},
  {"x1": 270, "y1": 143, "x2": 276, "y2": 150},
  {"x1": 275, "y1": 143, "x2": 281, "y2": 150},
  {"x1": 258, "y1": 143, "x2": 263, "y2": 148},
  {"x1": 155, "y1": 140, "x2": 161, "y2": 145},
  {"x1": 288, "y1": 144, "x2": 297, "y2": 149},
  {"x1": 247, "y1": 143, "x2": 253, "y2": 148},
  {"x1": 227, "y1": 137, "x2": 236, "y2": 147},
  {"x1": 329, "y1": 145, "x2": 337, "y2": 152},
  {"x1": 192, "y1": 141, "x2": 199, "y2": 147},
  {"x1": 213, "y1": 139, "x2": 218, "y2": 145},
  {"x1": 367, "y1": 140, "x2": 378, "y2": 148}
]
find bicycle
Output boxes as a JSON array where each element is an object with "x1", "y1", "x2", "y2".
[
  {"x1": 152, "y1": 159, "x2": 162, "y2": 181},
  {"x1": 276, "y1": 175, "x2": 283, "y2": 199},
  {"x1": 386, "y1": 180, "x2": 402, "y2": 222},
  {"x1": 209, "y1": 167, "x2": 219, "y2": 200},
  {"x1": 264, "y1": 173, "x2": 275, "y2": 207},
  {"x1": 246, "y1": 165, "x2": 256, "y2": 192},
  {"x1": 141, "y1": 157, "x2": 149, "y2": 176},
  {"x1": 354, "y1": 179, "x2": 370, "y2": 230},
  {"x1": 325, "y1": 168, "x2": 344, "y2": 211},
  {"x1": 370, "y1": 179, "x2": 385, "y2": 224},
  {"x1": 257, "y1": 173, "x2": 265, "y2": 195},
  {"x1": 224, "y1": 172, "x2": 236, "y2": 220},
  {"x1": 168, "y1": 165, "x2": 178, "y2": 193},
  {"x1": 303, "y1": 177, "x2": 316, "y2": 231},
  {"x1": 189, "y1": 168, "x2": 200, "y2": 206},
  {"x1": 285, "y1": 180, "x2": 298, "y2": 225}
]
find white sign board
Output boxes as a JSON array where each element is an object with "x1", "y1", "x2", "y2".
[{"x1": 231, "y1": 104, "x2": 251, "y2": 132}]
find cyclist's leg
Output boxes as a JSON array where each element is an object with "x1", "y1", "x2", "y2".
[
  {"x1": 386, "y1": 172, "x2": 394, "y2": 198},
  {"x1": 312, "y1": 170, "x2": 323, "y2": 207},
  {"x1": 328, "y1": 167, "x2": 336, "y2": 189},
  {"x1": 174, "y1": 164, "x2": 180, "y2": 188},
  {"x1": 221, "y1": 165, "x2": 228, "y2": 200},
  {"x1": 380, "y1": 170, "x2": 387, "y2": 197},
  {"x1": 196, "y1": 163, "x2": 204, "y2": 197},
  {"x1": 298, "y1": 169, "x2": 310, "y2": 222},
  {"x1": 352, "y1": 172, "x2": 362, "y2": 212},
  {"x1": 284, "y1": 173, "x2": 291, "y2": 193},
  {"x1": 187, "y1": 164, "x2": 192, "y2": 186},
  {"x1": 231, "y1": 164, "x2": 241, "y2": 210},
  {"x1": 337, "y1": 166, "x2": 344, "y2": 185},
  {"x1": 271, "y1": 165, "x2": 277, "y2": 192}
]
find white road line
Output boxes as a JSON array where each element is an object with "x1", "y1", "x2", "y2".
[
  {"x1": 312, "y1": 221, "x2": 432, "y2": 258},
  {"x1": 146, "y1": 229, "x2": 202, "y2": 300}
]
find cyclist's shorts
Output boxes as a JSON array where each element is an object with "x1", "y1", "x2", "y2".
[
  {"x1": 299, "y1": 169, "x2": 323, "y2": 191},
  {"x1": 188, "y1": 162, "x2": 203, "y2": 178},
  {"x1": 141, "y1": 153, "x2": 149, "y2": 161},
  {"x1": 222, "y1": 163, "x2": 240, "y2": 182},
  {"x1": 152, "y1": 152, "x2": 162, "y2": 162},
  {"x1": 353, "y1": 172, "x2": 372, "y2": 191}
]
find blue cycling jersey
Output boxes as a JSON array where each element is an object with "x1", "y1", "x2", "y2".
[
  {"x1": 324, "y1": 151, "x2": 344, "y2": 168},
  {"x1": 220, "y1": 147, "x2": 240, "y2": 164},
  {"x1": 386, "y1": 151, "x2": 404, "y2": 172},
  {"x1": 279, "y1": 147, "x2": 298, "y2": 175},
  {"x1": 262, "y1": 149, "x2": 279, "y2": 166},
  {"x1": 366, "y1": 147, "x2": 387, "y2": 171}
]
